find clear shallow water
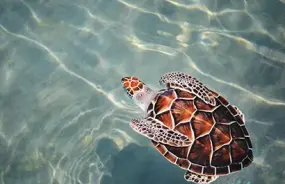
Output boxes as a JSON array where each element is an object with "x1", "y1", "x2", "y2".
[{"x1": 0, "y1": 0, "x2": 285, "y2": 184}]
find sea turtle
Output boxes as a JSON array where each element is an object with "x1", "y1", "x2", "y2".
[{"x1": 121, "y1": 72, "x2": 253, "y2": 184}]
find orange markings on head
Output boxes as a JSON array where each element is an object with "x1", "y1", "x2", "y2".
[
  {"x1": 131, "y1": 80, "x2": 139, "y2": 88},
  {"x1": 121, "y1": 76, "x2": 144, "y2": 95}
]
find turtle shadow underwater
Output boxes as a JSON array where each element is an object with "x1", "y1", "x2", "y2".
[
  {"x1": 96, "y1": 138, "x2": 256, "y2": 184},
  {"x1": 96, "y1": 138, "x2": 188, "y2": 184}
]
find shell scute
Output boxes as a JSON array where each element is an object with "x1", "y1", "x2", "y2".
[
  {"x1": 147, "y1": 102, "x2": 154, "y2": 113},
  {"x1": 164, "y1": 151, "x2": 177, "y2": 163},
  {"x1": 230, "y1": 139, "x2": 248, "y2": 163},
  {"x1": 194, "y1": 98, "x2": 217, "y2": 111},
  {"x1": 228, "y1": 105, "x2": 238, "y2": 116},
  {"x1": 155, "y1": 111, "x2": 173, "y2": 129},
  {"x1": 235, "y1": 115, "x2": 245, "y2": 125},
  {"x1": 229, "y1": 163, "x2": 242, "y2": 173},
  {"x1": 242, "y1": 157, "x2": 252, "y2": 168},
  {"x1": 210, "y1": 124, "x2": 231, "y2": 151},
  {"x1": 240, "y1": 126, "x2": 249, "y2": 136},
  {"x1": 176, "y1": 158, "x2": 190, "y2": 169},
  {"x1": 174, "y1": 122, "x2": 194, "y2": 142},
  {"x1": 211, "y1": 145, "x2": 231, "y2": 167},
  {"x1": 216, "y1": 166, "x2": 229, "y2": 175},
  {"x1": 247, "y1": 149, "x2": 253, "y2": 161},
  {"x1": 191, "y1": 111, "x2": 215, "y2": 138},
  {"x1": 190, "y1": 164, "x2": 203, "y2": 174},
  {"x1": 165, "y1": 144, "x2": 189, "y2": 159},
  {"x1": 154, "y1": 143, "x2": 168, "y2": 155},
  {"x1": 171, "y1": 99, "x2": 196, "y2": 125},
  {"x1": 213, "y1": 105, "x2": 236, "y2": 124},
  {"x1": 245, "y1": 137, "x2": 253, "y2": 149},
  {"x1": 147, "y1": 110, "x2": 154, "y2": 117},
  {"x1": 154, "y1": 90, "x2": 176, "y2": 114},
  {"x1": 188, "y1": 135, "x2": 212, "y2": 166},
  {"x1": 203, "y1": 166, "x2": 216, "y2": 175},
  {"x1": 230, "y1": 122, "x2": 244, "y2": 139},
  {"x1": 217, "y1": 96, "x2": 229, "y2": 106}
]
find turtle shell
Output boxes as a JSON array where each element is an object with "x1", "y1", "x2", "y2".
[{"x1": 147, "y1": 88, "x2": 253, "y2": 176}]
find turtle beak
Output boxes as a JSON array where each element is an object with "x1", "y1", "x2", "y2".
[
  {"x1": 121, "y1": 77, "x2": 130, "y2": 85},
  {"x1": 121, "y1": 77, "x2": 131, "y2": 90}
]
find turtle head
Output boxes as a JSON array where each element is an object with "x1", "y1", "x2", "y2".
[{"x1": 121, "y1": 76, "x2": 157, "y2": 111}]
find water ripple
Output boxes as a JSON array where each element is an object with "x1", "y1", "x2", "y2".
[{"x1": 0, "y1": 1, "x2": 284, "y2": 184}]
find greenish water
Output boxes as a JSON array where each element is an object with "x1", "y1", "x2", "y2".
[{"x1": 0, "y1": 0, "x2": 285, "y2": 184}]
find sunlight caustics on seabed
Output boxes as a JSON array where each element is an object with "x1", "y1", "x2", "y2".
[{"x1": 0, "y1": 0, "x2": 285, "y2": 184}]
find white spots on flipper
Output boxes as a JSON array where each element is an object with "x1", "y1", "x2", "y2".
[
  {"x1": 184, "y1": 171, "x2": 218, "y2": 184},
  {"x1": 160, "y1": 72, "x2": 216, "y2": 106},
  {"x1": 130, "y1": 118, "x2": 192, "y2": 147}
]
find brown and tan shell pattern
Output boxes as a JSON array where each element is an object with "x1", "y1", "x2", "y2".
[{"x1": 146, "y1": 88, "x2": 253, "y2": 176}]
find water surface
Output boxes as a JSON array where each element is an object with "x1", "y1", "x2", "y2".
[{"x1": 0, "y1": 0, "x2": 285, "y2": 184}]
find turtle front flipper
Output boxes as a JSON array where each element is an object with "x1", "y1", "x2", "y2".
[
  {"x1": 184, "y1": 171, "x2": 218, "y2": 184},
  {"x1": 130, "y1": 118, "x2": 192, "y2": 147},
  {"x1": 159, "y1": 72, "x2": 217, "y2": 106}
]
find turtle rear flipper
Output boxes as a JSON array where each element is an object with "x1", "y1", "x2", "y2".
[
  {"x1": 184, "y1": 171, "x2": 218, "y2": 184},
  {"x1": 159, "y1": 72, "x2": 217, "y2": 106},
  {"x1": 130, "y1": 118, "x2": 191, "y2": 147}
]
